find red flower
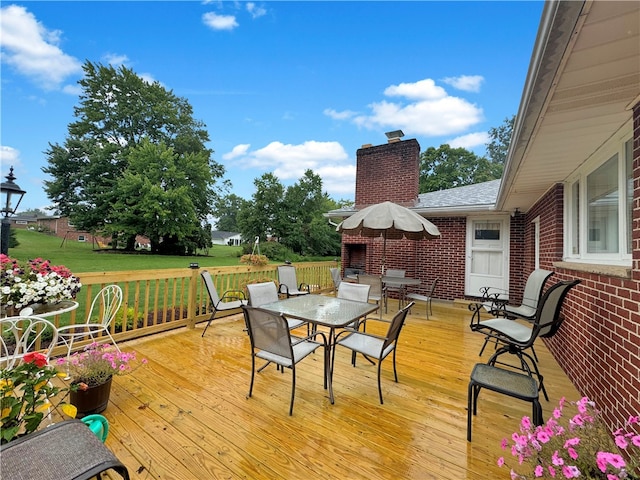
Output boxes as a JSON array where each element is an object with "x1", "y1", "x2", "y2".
[{"x1": 23, "y1": 352, "x2": 48, "y2": 368}]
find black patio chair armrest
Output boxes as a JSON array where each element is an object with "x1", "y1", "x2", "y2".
[
  {"x1": 469, "y1": 303, "x2": 485, "y2": 331},
  {"x1": 299, "y1": 283, "x2": 310, "y2": 293},
  {"x1": 291, "y1": 330, "x2": 327, "y2": 346},
  {"x1": 278, "y1": 284, "x2": 290, "y2": 295}
]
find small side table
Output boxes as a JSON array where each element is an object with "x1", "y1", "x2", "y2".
[{"x1": 0, "y1": 420, "x2": 130, "y2": 480}]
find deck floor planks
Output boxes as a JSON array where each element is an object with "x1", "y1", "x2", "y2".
[{"x1": 89, "y1": 301, "x2": 580, "y2": 479}]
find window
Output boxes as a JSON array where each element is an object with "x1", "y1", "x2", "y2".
[
  {"x1": 565, "y1": 126, "x2": 632, "y2": 264},
  {"x1": 474, "y1": 221, "x2": 500, "y2": 240},
  {"x1": 78, "y1": 235, "x2": 86, "y2": 242}
]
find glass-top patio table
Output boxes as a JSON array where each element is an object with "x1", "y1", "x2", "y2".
[{"x1": 260, "y1": 294, "x2": 378, "y2": 404}]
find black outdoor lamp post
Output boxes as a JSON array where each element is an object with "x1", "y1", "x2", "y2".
[{"x1": 0, "y1": 167, "x2": 26, "y2": 256}]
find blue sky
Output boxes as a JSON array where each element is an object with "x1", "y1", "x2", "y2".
[{"x1": 1, "y1": 1, "x2": 544, "y2": 212}]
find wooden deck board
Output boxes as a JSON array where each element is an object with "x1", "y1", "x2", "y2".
[{"x1": 89, "y1": 300, "x2": 579, "y2": 479}]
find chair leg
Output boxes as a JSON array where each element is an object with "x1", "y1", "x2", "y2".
[
  {"x1": 201, "y1": 311, "x2": 217, "y2": 337},
  {"x1": 289, "y1": 366, "x2": 296, "y2": 416},
  {"x1": 377, "y1": 361, "x2": 384, "y2": 405},
  {"x1": 467, "y1": 380, "x2": 475, "y2": 441},
  {"x1": 248, "y1": 356, "x2": 256, "y2": 399}
]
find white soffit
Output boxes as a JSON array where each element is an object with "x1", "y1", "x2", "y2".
[{"x1": 499, "y1": 1, "x2": 639, "y2": 212}]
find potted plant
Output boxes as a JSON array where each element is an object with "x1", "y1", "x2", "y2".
[
  {"x1": 0, "y1": 352, "x2": 77, "y2": 444},
  {"x1": 498, "y1": 396, "x2": 640, "y2": 479},
  {"x1": 56, "y1": 342, "x2": 145, "y2": 418},
  {"x1": 0, "y1": 254, "x2": 81, "y2": 314}
]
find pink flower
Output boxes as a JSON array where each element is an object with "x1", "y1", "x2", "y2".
[
  {"x1": 552, "y1": 450, "x2": 564, "y2": 466},
  {"x1": 537, "y1": 430, "x2": 551, "y2": 443},
  {"x1": 614, "y1": 435, "x2": 628, "y2": 449},
  {"x1": 566, "y1": 447, "x2": 578, "y2": 460},
  {"x1": 501, "y1": 438, "x2": 509, "y2": 450},
  {"x1": 497, "y1": 457, "x2": 505, "y2": 467},
  {"x1": 596, "y1": 452, "x2": 609, "y2": 472},
  {"x1": 563, "y1": 437, "x2": 580, "y2": 448},
  {"x1": 548, "y1": 465, "x2": 556, "y2": 477},
  {"x1": 631, "y1": 435, "x2": 640, "y2": 447},
  {"x1": 553, "y1": 407, "x2": 562, "y2": 419},
  {"x1": 521, "y1": 416, "x2": 532, "y2": 430},
  {"x1": 570, "y1": 414, "x2": 584, "y2": 427},
  {"x1": 534, "y1": 465, "x2": 544, "y2": 477},
  {"x1": 561, "y1": 465, "x2": 580, "y2": 478}
]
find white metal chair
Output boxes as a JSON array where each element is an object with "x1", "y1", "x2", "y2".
[
  {"x1": 277, "y1": 265, "x2": 310, "y2": 297},
  {"x1": 200, "y1": 270, "x2": 247, "y2": 337},
  {"x1": 356, "y1": 274, "x2": 383, "y2": 319},
  {"x1": 242, "y1": 305, "x2": 327, "y2": 415},
  {"x1": 332, "y1": 302, "x2": 414, "y2": 404},
  {"x1": 383, "y1": 269, "x2": 406, "y2": 312},
  {"x1": 57, "y1": 285, "x2": 123, "y2": 367},
  {"x1": 0, "y1": 315, "x2": 59, "y2": 369},
  {"x1": 337, "y1": 282, "x2": 371, "y2": 330},
  {"x1": 246, "y1": 281, "x2": 306, "y2": 331},
  {"x1": 330, "y1": 267, "x2": 342, "y2": 294},
  {"x1": 406, "y1": 278, "x2": 439, "y2": 319}
]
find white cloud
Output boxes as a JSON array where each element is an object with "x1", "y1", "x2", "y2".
[
  {"x1": 384, "y1": 79, "x2": 447, "y2": 100},
  {"x1": 223, "y1": 140, "x2": 354, "y2": 198},
  {"x1": 246, "y1": 3, "x2": 267, "y2": 19},
  {"x1": 203, "y1": 12, "x2": 239, "y2": 31},
  {"x1": 351, "y1": 77, "x2": 484, "y2": 137},
  {"x1": 0, "y1": 5, "x2": 82, "y2": 90},
  {"x1": 102, "y1": 53, "x2": 129, "y2": 68},
  {"x1": 442, "y1": 75, "x2": 484, "y2": 93},
  {"x1": 0, "y1": 146, "x2": 22, "y2": 170},
  {"x1": 323, "y1": 108, "x2": 357, "y2": 121},
  {"x1": 223, "y1": 144, "x2": 251, "y2": 160},
  {"x1": 447, "y1": 131, "x2": 489, "y2": 149}
]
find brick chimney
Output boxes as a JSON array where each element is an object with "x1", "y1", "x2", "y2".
[{"x1": 354, "y1": 137, "x2": 420, "y2": 209}]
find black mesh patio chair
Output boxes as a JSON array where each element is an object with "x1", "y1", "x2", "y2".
[
  {"x1": 277, "y1": 265, "x2": 310, "y2": 297},
  {"x1": 471, "y1": 269, "x2": 554, "y2": 356},
  {"x1": 200, "y1": 270, "x2": 247, "y2": 337},
  {"x1": 242, "y1": 305, "x2": 327, "y2": 415},
  {"x1": 332, "y1": 302, "x2": 414, "y2": 404},
  {"x1": 470, "y1": 279, "x2": 581, "y2": 401}
]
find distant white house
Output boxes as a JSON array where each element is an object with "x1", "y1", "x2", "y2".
[{"x1": 211, "y1": 231, "x2": 242, "y2": 246}]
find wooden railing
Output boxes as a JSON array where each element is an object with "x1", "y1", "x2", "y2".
[{"x1": 47, "y1": 262, "x2": 338, "y2": 351}]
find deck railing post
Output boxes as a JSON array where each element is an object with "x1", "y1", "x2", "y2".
[{"x1": 187, "y1": 266, "x2": 199, "y2": 329}]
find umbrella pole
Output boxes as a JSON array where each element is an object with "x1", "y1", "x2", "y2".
[{"x1": 381, "y1": 233, "x2": 386, "y2": 276}]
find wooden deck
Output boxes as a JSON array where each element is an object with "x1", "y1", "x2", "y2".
[{"x1": 96, "y1": 298, "x2": 580, "y2": 479}]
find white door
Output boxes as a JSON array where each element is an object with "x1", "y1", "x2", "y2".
[{"x1": 465, "y1": 217, "x2": 509, "y2": 297}]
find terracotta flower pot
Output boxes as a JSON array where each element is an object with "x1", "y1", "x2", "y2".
[{"x1": 70, "y1": 376, "x2": 113, "y2": 418}]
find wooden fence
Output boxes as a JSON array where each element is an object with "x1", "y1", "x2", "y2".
[{"x1": 46, "y1": 262, "x2": 338, "y2": 352}]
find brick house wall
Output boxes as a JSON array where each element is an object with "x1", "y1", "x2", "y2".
[{"x1": 532, "y1": 104, "x2": 640, "y2": 429}]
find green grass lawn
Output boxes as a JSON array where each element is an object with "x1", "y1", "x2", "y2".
[{"x1": 8, "y1": 229, "x2": 244, "y2": 272}]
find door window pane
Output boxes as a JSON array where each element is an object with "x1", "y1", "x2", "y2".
[
  {"x1": 474, "y1": 222, "x2": 500, "y2": 240},
  {"x1": 587, "y1": 155, "x2": 618, "y2": 253}
]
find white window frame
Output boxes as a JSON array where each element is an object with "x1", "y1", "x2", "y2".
[{"x1": 564, "y1": 122, "x2": 632, "y2": 266}]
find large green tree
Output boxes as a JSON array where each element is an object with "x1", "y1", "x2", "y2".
[
  {"x1": 214, "y1": 193, "x2": 247, "y2": 232},
  {"x1": 43, "y1": 61, "x2": 223, "y2": 253},
  {"x1": 419, "y1": 144, "x2": 502, "y2": 193},
  {"x1": 237, "y1": 170, "x2": 341, "y2": 256},
  {"x1": 237, "y1": 173, "x2": 284, "y2": 244},
  {"x1": 485, "y1": 115, "x2": 515, "y2": 165}
]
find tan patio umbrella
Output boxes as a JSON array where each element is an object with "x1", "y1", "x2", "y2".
[{"x1": 336, "y1": 201, "x2": 440, "y2": 274}]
